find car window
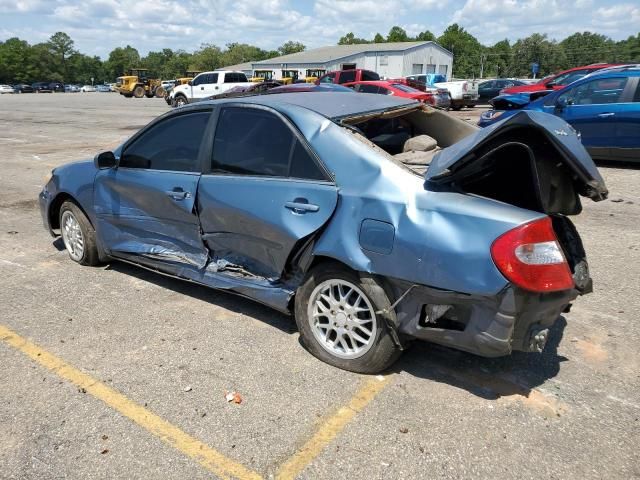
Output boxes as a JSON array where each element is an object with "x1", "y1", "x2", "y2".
[
  {"x1": 480, "y1": 80, "x2": 495, "y2": 89},
  {"x1": 378, "y1": 87, "x2": 392, "y2": 95},
  {"x1": 211, "y1": 107, "x2": 326, "y2": 180},
  {"x1": 551, "y1": 69, "x2": 590, "y2": 86},
  {"x1": 633, "y1": 81, "x2": 640, "y2": 102},
  {"x1": 224, "y1": 73, "x2": 238, "y2": 83},
  {"x1": 192, "y1": 75, "x2": 204, "y2": 86},
  {"x1": 339, "y1": 70, "x2": 356, "y2": 84},
  {"x1": 361, "y1": 70, "x2": 380, "y2": 81},
  {"x1": 320, "y1": 73, "x2": 336, "y2": 84},
  {"x1": 391, "y1": 83, "x2": 420, "y2": 93},
  {"x1": 358, "y1": 84, "x2": 380, "y2": 94},
  {"x1": 558, "y1": 77, "x2": 629, "y2": 105},
  {"x1": 120, "y1": 111, "x2": 211, "y2": 172}
]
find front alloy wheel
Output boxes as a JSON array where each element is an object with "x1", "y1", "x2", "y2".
[
  {"x1": 58, "y1": 201, "x2": 100, "y2": 266},
  {"x1": 61, "y1": 210, "x2": 84, "y2": 262}
]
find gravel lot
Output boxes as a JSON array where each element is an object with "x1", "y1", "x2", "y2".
[{"x1": 1, "y1": 93, "x2": 639, "y2": 479}]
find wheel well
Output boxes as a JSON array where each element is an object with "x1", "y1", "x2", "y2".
[
  {"x1": 48, "y1": 194, "x2": 93, "y2": 231},
  {"x1": 305, "y1": 255, "x2": 351, "y2": 274},
  {"x1": 287, "y1": 255, "x2": 358, "y2": 313}
]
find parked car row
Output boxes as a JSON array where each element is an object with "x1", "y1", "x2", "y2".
[
  {"x1": 0, "y1": 82, "x2": 116, "y2": 94},
  {"x1": 479, "y1": 65, "x2": 640, "y2": 161}
]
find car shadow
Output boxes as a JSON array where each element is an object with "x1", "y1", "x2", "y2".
[
  {"x1": 596, "y1": 159, "x2": 640, "y2": 170},
  {"x1": 392, "y1": 316, "x2": 568, "y2": 399},
  {"x1": 104, "y1": 261, "x2": 296, "y2": 335},
  {"x1": 100, "y1": 258, "x2": 566, "y2": 397}
]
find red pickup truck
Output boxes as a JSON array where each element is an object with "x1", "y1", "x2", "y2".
[{"x1": 316, "y1": 69, "x2": 380, "y2": 85}]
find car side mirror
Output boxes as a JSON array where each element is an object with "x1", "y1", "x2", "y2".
[
  {"x1": 188, "y1": 80, "x2": 193, "y2": 86},
  {"x1": 95, "y1": 151, "x2": 117, "y2": 169},
  {"x1": 546, "y1": 81, "x2": 556, "y2": 88}
]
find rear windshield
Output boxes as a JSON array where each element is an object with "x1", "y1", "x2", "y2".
[{"x1": 361, "y1": 70, "x2": 380, "y2": 81}]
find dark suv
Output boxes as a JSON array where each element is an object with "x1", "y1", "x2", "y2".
[{"x1": 32, "y1": 82, "x2": 53, "y2": 93}]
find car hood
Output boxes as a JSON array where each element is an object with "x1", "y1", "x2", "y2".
[
  {"x1": 489, "y1": 90, "x2": 553, "y2": 110},
  {"x1": 500, "y1": 83, "x2": 549, "y2": 94},
  {"x1": 425, "y1": 110, "x2": 608, "y2": 202}
]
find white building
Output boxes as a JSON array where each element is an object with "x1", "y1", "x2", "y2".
[{"x1": 243, "y1": 41, "x2": 453, "y2": 81}]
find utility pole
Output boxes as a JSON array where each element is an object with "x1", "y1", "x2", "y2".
[{"x1": 479, "y1": 54, "x2": 485, "y2": 79}]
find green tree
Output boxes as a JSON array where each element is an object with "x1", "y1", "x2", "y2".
[
  {"x1": 373, "y1": 33, "x2": 385, "y2": 43},
  {"x1": 221, "y1": 43, "x2": 270, "y2": 66},
  {"x1": 487, "y1": 39, "x2": 512, "y2": 77},
  {"x1": 47, "y1": 32, "x2": 76, "y2": 81},
  {"x1": 105, "y1": 45, "x2": 140, "y2": 79},
  {"x1": 338, "y1": 32, "x2": 370, "y2": 45},
  {"x1": 616, "y1": 34, "x2": 640, "y2": 62},
  {"x1": 437, "y1": 24, "x2": 483, "y2": 78},
  {"x1": 511, "y1": 33, "x2": 566, "y2": 77},
  {"x1": 68, "y1": 53, "x2": 104, "y2": 83},
  {"x1": 415, "y1": 30, "x2": 436, "y2": 42},
  {"x1": 0, "y1": 38, "x2": 34, "y2": 82},
  {"x1": 278, "y1": 41, "x2": 305, "y2": 55},
  {"x1": 386, "y1": 26, "x2": 409, "y2": 42},
  {"x1": 560, "y1": 32, "x2": 614, "y2": 67},
  {"x1": 191, "y1": 43, "x2": 223, "y2": 70}
]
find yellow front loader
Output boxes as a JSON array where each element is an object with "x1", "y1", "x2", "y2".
[{"x1": 115, "y1": 68, "x2": 165, "y2": 98}]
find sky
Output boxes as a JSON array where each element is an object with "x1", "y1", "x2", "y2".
[{"x1": 0, "y1": 0, "x2": 638, "y2": 59}]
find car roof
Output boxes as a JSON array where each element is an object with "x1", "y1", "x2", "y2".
[
  {"x1": 344, "y1": 81, "x2": 393, "y2": 86},
  {"x1": 196, "y1": 91, "x2": 419, "y2": 120}
]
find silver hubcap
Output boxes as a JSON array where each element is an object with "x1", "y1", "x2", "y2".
[
  {"x1": 61, "y1": 211, "x2": 84, "y2": 261},
  {"x1": 308, "y1": 279, "x2": 377, "y2": 359}
]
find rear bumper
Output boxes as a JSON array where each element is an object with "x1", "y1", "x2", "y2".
[{"x1": 391, "y1": 281, "x2": 578, "y2": 357}]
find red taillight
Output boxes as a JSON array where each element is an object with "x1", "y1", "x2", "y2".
[
  {"x1": 463, "y1": 82, "x2": 468, "y2": 92},
  {"x1": 491, "y1": 217, "x2": 574, "y2": 292}
]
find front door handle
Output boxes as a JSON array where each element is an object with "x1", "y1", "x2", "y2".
[
  {"x1": 166, "y1": 188, "x2": 191, "y2": 200},
  {"x1": 285, "y1": 199, "x2": 319, "y2": 214},
  {"x1": 597, "y1": 112, "x2": 615, "y2": 118}
]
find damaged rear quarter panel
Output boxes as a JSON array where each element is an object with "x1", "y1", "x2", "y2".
[{"x1": 282, "y1": 105, "x2": 545, "y2": 296}]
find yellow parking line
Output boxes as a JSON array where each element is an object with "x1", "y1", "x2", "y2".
[
  {"x1": 0, "y1": 324, "x2": 262, "y2": 480},
  {"x1": 276, "y1": 375, "x2": 391, "y2": 480}
]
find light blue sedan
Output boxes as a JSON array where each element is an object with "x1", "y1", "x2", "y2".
[{"x1": 39, "y1": 93, "x2": 607, "y2": 372}]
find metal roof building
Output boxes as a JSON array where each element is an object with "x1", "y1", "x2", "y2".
[{"x1": 248, "y1": 41, "x2": 453, "y2": 81}]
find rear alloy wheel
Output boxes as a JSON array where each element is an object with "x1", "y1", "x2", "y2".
[
  {"x1": 295, "y1": 264, "x2": 401, "y2": 373},
  {"x1": 133, "y1": 86, "x2": 145, "y2": 98},
  {"x1": 59, "y1": 201, "x2": 100, "y2": 266}
]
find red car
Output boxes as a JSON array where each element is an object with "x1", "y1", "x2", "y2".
[
  {"x1": 500, "y1": 64, "x2": 622, "y2": 95},
  {"x1": 343, "y1": 80, "x2": 450, "y2": 107}
]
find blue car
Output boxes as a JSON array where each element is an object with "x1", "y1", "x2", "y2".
[
  {"x1": 479, "y1": 66, "x2": 640, "y2": 161},
  {"x1": 39, "y1": 93, "x2": 607, "y2": 373}
]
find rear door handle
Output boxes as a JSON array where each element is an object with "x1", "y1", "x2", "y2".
[
  {"x1": 166, "y1": 188, "x2": 191, "y2": 200},
  {"x1": 285, "y1": 199, "x2": 319, "y2": 214},
  {"x1": 597, "y1": 112, "x2": 615, "y2": 118}
]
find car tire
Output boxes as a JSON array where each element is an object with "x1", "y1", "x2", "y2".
[
  {"x1": 295, "y1": 263, "x2": 402, "y2": 374},
  {"x1": 451, "y1": 105, "x2": 462, "y2": 111},
  {"x1": 133, "y1": 86, "x2": 145, "y2": 98},
  {"x1": 59, "y1": 201, "x2": 100, "y2": 266},
  {"x1": 174, "y1": 95, "x2": 188, "y2": 107}
]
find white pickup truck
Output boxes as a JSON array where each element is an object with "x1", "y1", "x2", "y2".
[
  {"x1": 169, "y1": 70, "x2": 253, "y2": 107},
  {"x1": 405, "y1": 74, "x2": 480, "y2": 110}
]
